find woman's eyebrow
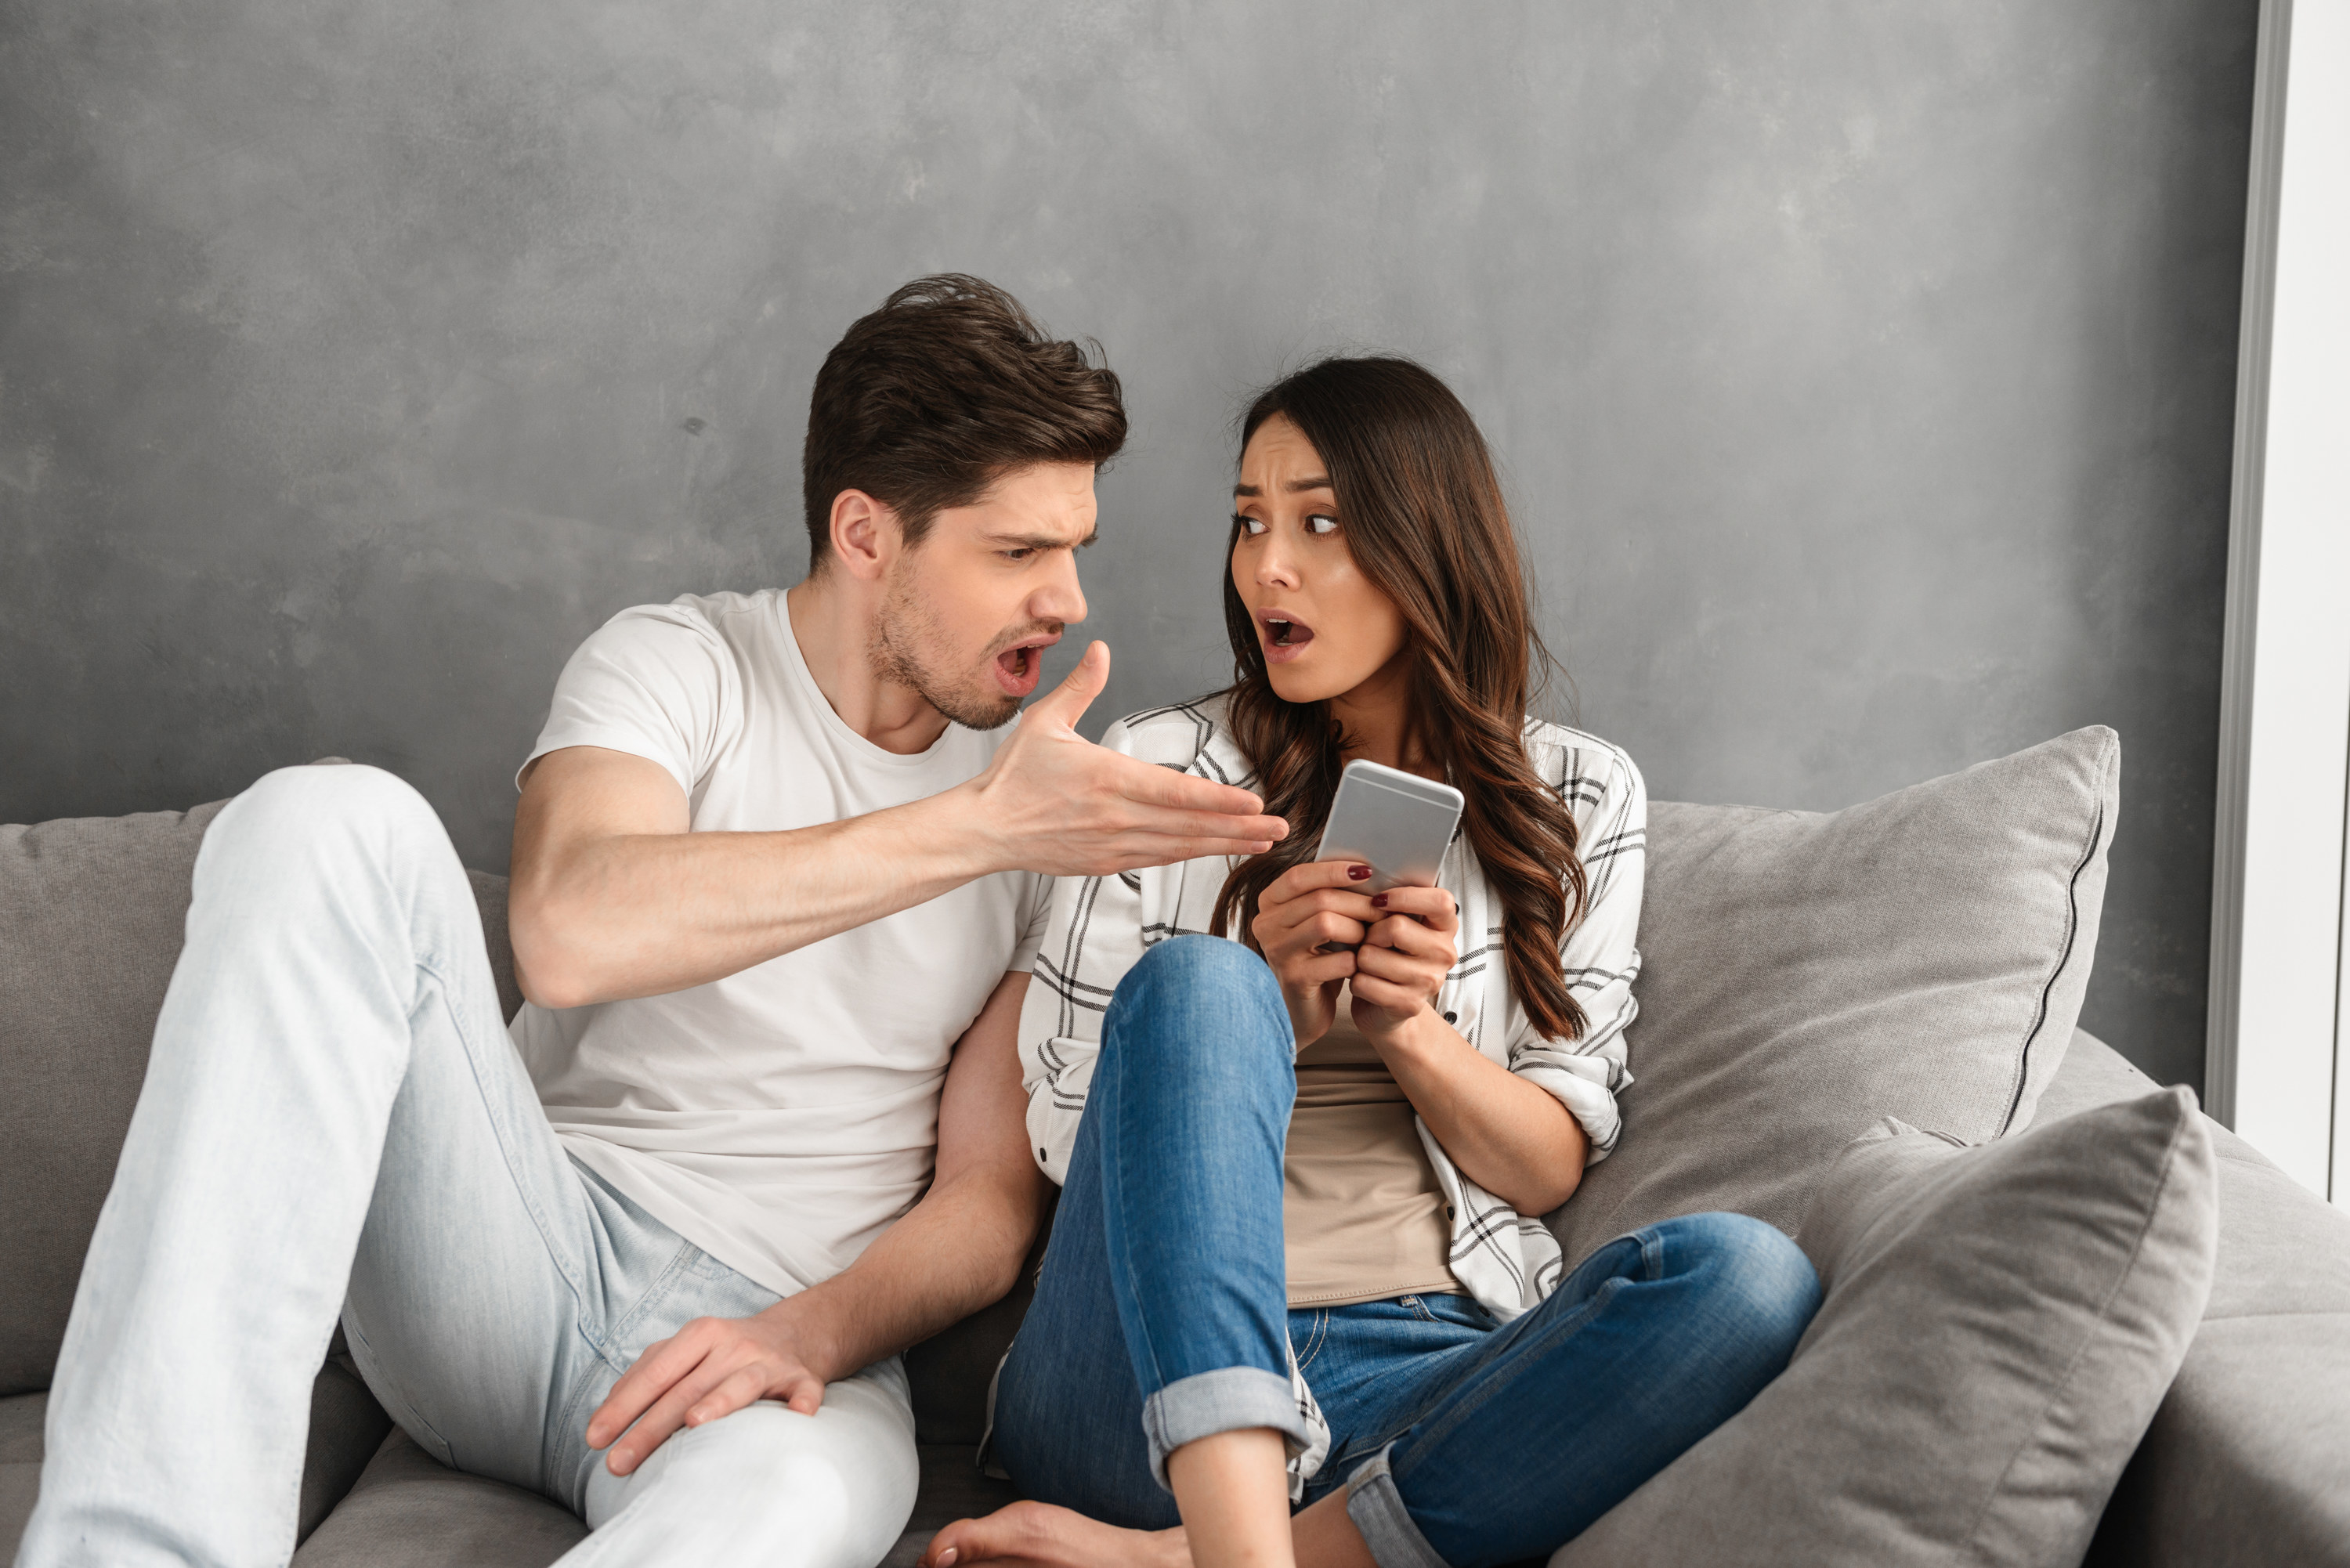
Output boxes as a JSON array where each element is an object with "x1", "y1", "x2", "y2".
[{"x1": 1232, "y1": 476, "x2": 1335, "y2": 497}]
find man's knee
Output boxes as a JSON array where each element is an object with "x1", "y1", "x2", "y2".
[
  {"x1": 209, "y1": 764, "x2": 450, "y2": 881},
  {"x1": 595, "y1": 1398, "x2": 913, "y2": 1561}
]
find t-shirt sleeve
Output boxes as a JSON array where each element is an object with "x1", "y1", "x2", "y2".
[
  {"x1": 519, "y1": 602, "x2": 743, "y2": 800},
  {"x1": 1006, "y1": 872, "x2": 1055, "y2": 974}
]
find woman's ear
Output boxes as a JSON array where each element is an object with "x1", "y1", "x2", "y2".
[{"x1": 826, "y1": 489, "x2": 901, "y2": 583}]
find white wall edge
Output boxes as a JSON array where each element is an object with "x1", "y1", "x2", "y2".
[{"x1": 2208, "y1": 0, "x2": 2350, "y2": 1203}]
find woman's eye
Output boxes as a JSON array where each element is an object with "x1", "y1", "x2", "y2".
[
  {"x1": 1305, "y1": 514, "x2": 1340, "y2": 537},
  {"x1": 1234, "y1": 513, "x2": 1267, "y2": 537}
]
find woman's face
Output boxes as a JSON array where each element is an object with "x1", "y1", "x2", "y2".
[{"x1": 1231, "y1": 414, "x2": 1410, "y2": 706}]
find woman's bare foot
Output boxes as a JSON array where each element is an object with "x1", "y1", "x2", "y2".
[{"x1": 920, "y1": 1500, "x2": 1190, "y2": 1568}]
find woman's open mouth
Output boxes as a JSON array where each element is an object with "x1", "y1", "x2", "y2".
[
  {"x1": 1256, "y1": 609, "x2": 1316, "y2": 663},
  {"x1": 991, "y1": 633, "x2": 1060, "y2": 697}
]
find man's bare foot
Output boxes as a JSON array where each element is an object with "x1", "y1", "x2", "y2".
[{"x1": 920, "y1": 1500, "x2": 1189, "y2": 1568}]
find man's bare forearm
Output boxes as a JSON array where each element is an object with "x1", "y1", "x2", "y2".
[
  {"x1": 783, "y1": 1160, "x2": 1047, "y2": 1383},
  {"x1": 514, "y1": 775, "x2": 995, "y2": 1008}
]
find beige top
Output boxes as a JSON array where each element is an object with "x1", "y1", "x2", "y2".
[{"x1": 1283, "y1": 984, "x2": 1460, "y2": 1306}]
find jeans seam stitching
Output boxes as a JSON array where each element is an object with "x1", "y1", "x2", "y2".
[
  {"x1": 1383, "y1": 1277, "x2": 1622, "y2": 1490},
  {"x1": 415, "y1": 951, "x2": 598, "y2": 1324}
]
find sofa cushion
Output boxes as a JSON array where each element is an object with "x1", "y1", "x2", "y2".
[
  {"x1": 1, "y1": 1393, "x2": 42, "y2": 1559},
  {"x1": 2084, "y1": 1106, "x2": 2350, "y2": 1567},
  {"x1": 1552, "y1": 725, "x2": 2118, "y2": 1263},
  {"x1": 1555, "y1": 1086, "x2": 2217, "y2": 1567},
  {"x1": 2, "y1": 1359, "x2": 397, "y2": 1559},
  {"x1": 0, "y1": 798, "x2": 230, "y2": 1395},
  {"x1": 290, "y1": 1430, "x2": 586, "y2": 1567}
]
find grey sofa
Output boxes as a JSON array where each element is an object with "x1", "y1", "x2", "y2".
[{"x1": 5, "y1": 788, "x2": 2348, "y2": 1566}]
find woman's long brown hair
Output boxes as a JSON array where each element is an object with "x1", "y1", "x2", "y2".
[{"x1": 1209, "y1": 357, "x2": 1589, "y2": 1042}]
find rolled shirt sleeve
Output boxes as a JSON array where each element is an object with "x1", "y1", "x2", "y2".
[{"x1": 1503, "y1": 740, "x2": 1647, "y2": 1165}]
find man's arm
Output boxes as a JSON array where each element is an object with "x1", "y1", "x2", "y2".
[
  {"x1": 510, "y1": 642, "x2": 1284, "y2": 1008},
  {"x1": 584, "y1": 969, "x2": 1046, "y2": 1476}
]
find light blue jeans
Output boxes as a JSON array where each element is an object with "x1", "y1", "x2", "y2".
[
  {"x1": 16, "y1": 765, "x2": 919, "y2": 1568},
  {"x1": 991, "y1": 935, "x2": 1820, "y2": 1568}
]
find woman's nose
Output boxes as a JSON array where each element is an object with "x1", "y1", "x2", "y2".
[{"x1": 1254, "y1": 544, "x2": 1300, "y2": 590}]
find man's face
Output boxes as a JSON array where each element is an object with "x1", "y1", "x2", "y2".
[{"x1": 871, "y1": 461, "x2": 1097, "y2": 730}]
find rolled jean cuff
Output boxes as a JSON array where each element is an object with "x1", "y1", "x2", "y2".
[
  {"x1": 1344, "y1": 1444, "x2": 1452, "y2": 1568},
  {"x1": 1139, "y1": 1367, "x2": 1311, "y2": 1493}
]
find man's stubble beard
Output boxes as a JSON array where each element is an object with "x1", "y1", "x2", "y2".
[{"x1": 870, "y1": 572, "x2": 1024, "y2": 732}]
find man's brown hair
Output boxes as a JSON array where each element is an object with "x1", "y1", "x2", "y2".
[{"x1": 802, "y1": 275, "x2": 1127, "y2": 567}]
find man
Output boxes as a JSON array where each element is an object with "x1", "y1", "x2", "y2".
[{"x1": 19, "y1": 276, "x2": 1286, "y2": 1568}]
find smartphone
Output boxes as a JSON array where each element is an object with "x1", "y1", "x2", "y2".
[{"x1": 1315, "y1": 759, "x2": 1464, "y2": 894}]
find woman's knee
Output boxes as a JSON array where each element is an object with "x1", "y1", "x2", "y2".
[
  {"x1": 1123, "y1": 933, "x2": 1278, "y2": 1002},
  {"x1": 1656, "y1": 1212, "x2": 1822, "y2": 1351},
  {"x1": 1104, "y1": 937, "x2": 1289, "y2": 1058}
]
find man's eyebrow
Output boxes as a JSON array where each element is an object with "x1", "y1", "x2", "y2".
[{"x1": 985, "y1": 527, "x2": 1097, "y2": 551}]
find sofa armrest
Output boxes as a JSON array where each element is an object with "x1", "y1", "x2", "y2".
[{"x1": 2070, "y1": 1033, "x2": 2350, "y2": 1567}]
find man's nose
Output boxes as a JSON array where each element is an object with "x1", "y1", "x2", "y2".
[{"x1": 1035, "y1": 548, "x2": 1088, "y2": 626}]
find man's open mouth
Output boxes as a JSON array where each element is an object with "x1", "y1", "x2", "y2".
[{"x1": 991, "y1": 631, "x2": 1061, "y2": 695}]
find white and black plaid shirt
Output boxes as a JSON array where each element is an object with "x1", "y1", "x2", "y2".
[{"x1": 1018, "y1": 695, "x2": 1649, "y2": 1328}]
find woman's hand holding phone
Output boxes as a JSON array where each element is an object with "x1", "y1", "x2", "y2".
[
  {"x1": 1253, "y1": 862, "x2": 1459, "y2": 1049},
  {"x1": 1251, "y1": 860, "x2": 1379, "y2": 1047},
  {"x1": 1349, "y1": 885, "x2": 1459, "y2": 1044}
]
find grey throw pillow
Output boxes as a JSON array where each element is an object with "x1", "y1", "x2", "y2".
[
  {"x1": 0, "y1": 797, "x2": 231, "y2": 1396},
  {"x1": 1552, "y1": 726, "x2": 2119, "y2": 1264},
  {"x1": 1553, "y1": 1087, "x2": 2218, "y2": 1567}
]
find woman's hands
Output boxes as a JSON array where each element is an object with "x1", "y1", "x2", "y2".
[
  {"x1": 1252, "y1": 862, "x2": 1458, "y2": 1049},
  {"x1": 1348, "y1": 883, "x2": 1459, "y2": 1039},
  {"x1": 1253, "y1": 860, "x2": 1376, "y2": 1046}
]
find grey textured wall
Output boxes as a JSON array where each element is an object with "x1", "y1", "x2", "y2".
[{"x1": 0, "y1": 1, "x2": 2254, "y2": 1088}]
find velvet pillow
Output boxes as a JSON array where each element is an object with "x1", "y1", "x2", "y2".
[{"x1": 1553, "y1": 1087, "x2": 2218, "y2": 1566}]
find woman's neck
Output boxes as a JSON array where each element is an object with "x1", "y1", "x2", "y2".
[{"x1": 1329, "y1": 650, "x2": 1441, "y2": 782}]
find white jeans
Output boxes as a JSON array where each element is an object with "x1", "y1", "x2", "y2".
[{"x1": 16, "y1": 765, "x2": 920, "y2": 1568}]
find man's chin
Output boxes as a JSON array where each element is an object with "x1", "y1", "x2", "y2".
[{"x1": 924, "y1": 679, "x2": 1023, "y2": 732}]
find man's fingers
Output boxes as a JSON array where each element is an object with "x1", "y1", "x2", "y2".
[
  {"x1": 779, "y1": 1370, "x2": 826, "y2": 1417},
  {"x1": 587, "y1": 1331, "x2": 693, "y2": 1449},
  {"x1": 608, "y1": 1367, "x2": 729, "y2": 1475},
  {"x1": 1115, "y1": 804, "x2": 1288, "y2": 845},
  {"x1": 1111, "y1": 754, "x2": 1272, "y2": 822},
  {"x1": 1021, "y1": 640, "x2": 1109, "y2": 732},
  {"x1": 1101, "y1": 834, "x2": 1278, "y2": 870},
  {"x1": 686, "y1": 1364, "x2": 770, "y2": 1428}
]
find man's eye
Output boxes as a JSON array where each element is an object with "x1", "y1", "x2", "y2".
[
  {"x1": 1233, "y1": 514, "x2": 1267, "y2": 537},
  {"x1": 1001, "y1": 548, "x2": 1033, "y2": 562},
  {"x1": 1305, "y1": 515, "x2": 1340, "y2": 537}
]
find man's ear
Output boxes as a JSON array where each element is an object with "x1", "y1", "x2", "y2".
[{"x1": 827, "y1": 489, "x2": 902, "y2": 583}]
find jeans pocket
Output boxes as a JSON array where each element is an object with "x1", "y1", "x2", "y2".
[{"x1": 1291, "y1": 1310, "x2": 1332, "y2": 1371}]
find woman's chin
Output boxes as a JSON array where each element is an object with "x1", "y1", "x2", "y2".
[{"x1": 1263, "y1": 660, "x2": 1350, "y2": 706}]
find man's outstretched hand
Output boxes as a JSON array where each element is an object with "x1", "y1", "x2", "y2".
[
  {"x1": 964, "y1": 641, "x2": 1286, "y2": 876},
  {"x1": 587, "y1": 1305, "x2": 833, "y2": 1476}
]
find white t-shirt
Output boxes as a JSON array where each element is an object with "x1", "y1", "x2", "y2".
[{"x1": 511, "y1": 588, "x2": 1050, "y2": 1299}]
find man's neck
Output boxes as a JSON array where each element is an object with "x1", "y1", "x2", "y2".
[{"x1": 784, "y1": 575, "x2": 953, "y2": 756}]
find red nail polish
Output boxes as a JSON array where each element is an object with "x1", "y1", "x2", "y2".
[
  {"x1": 1372, "y1": 894, "x2": 1389, "y2": 908},
  {"x1": 1349, "y1": 865, "x2": 1372, "y2": 880}
]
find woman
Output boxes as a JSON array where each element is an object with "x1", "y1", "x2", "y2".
[{"x1": 926, "y1": 359, "x2": 1820, "y2": 1568}]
